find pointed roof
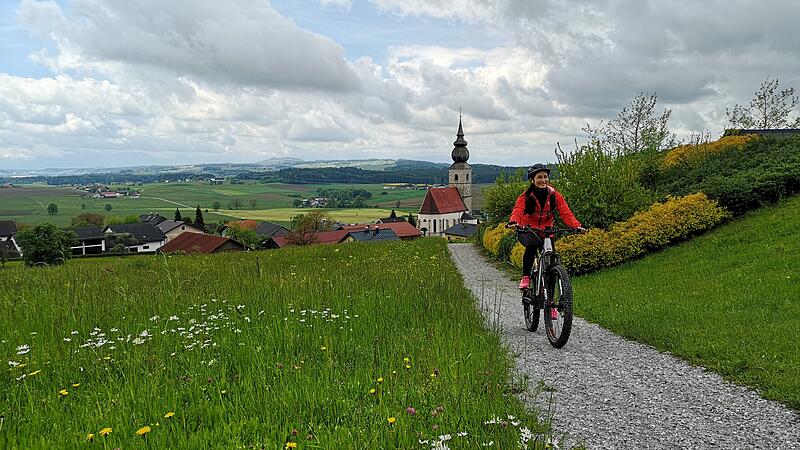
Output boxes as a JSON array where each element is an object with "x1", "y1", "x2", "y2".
[
  {"x1": 419, "y1": 187, "x2": 468, "y2": 214},
  {"x1": 451, "y1": 116, "x2": 469, "y2": 163}
]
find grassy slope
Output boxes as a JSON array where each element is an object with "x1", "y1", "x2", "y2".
[
  {"x1": 573, "y1": 194, "x2": 800, "y2": 409},
  {"x1": 0, "y1": 239, "x2": 547, "y2": 448}
]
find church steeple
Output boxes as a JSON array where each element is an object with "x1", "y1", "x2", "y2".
[
  {"x1": 448, "y1": 113, "x2": 472, "y2": 211},
  {"x1": 451, "y1": 115, "x2": 469, "y2": 163}
]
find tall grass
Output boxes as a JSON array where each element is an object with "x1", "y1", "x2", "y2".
[
  {"x1": 1, "y1": 239, "x2": 549, "y2": 448},
  {"x1": 573, "y1": 195, "x2": 800, "y2": 409}
]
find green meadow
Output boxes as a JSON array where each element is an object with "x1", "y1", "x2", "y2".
[
  {"x1": 0, "y1": 182, "x2": 436, "y2": 228},
  {"x1": 1, "y1": 239, "x2": 550, "y2": 448},
  {"x1": 574, "y1": 194, "x2": 800, "y2": 409}
]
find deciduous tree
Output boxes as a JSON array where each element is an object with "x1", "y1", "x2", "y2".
[
  {"x1": 584, "y1": 92, "x2": 676, "y2": 155},
  {"x1": 727, "y1": 77, "x2": 800, "y2": 129},
  {"x1": 71, "y1": 213, "x2": 105, "y2": 227},
  {"x1": 16, "y1": 224, "x2": 76, "y2": 267},
  {"x1": 47, "y1": 203, "x2": 58, "y2": 215}
]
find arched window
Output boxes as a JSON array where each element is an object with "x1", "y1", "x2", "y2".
[
  {"x1": 466, "y1": 173, "x2": 469, "y2": 181},
  {"x1": 454, "y1": 174, "x2": 459, "y2": 181}
]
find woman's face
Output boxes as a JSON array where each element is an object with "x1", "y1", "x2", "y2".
[{"x1": 531, "y1": 171, "x2": 549, "y2": 188}]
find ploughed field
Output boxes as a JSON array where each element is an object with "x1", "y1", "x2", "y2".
[{"x1": 1, "y1": 239, "x2": 548, "y2": 448}]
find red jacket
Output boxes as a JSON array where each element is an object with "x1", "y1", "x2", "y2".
[{"x1": 509, "y1": 186, "x2": 582, "y2": 229}]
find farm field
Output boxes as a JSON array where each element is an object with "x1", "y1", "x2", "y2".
[
  {"x1": 573, "y1": 194, "x2": 800, "y2": 410},
  {"x1": 0, "y1": 182, "x2": 491, "y2": 228},
  {"x1": 0, "y1": 182, "x2": 437, "y2": 228},
  {"x1": 0, "y1": 239, "x2": 550, "y2": 448},
  {"x1": 222, "y1": 207, "x2": 402, "y2": 225}
]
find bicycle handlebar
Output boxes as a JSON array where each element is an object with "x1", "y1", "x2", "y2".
[{"x1": 506, "y1": 224, "x2": 586, "y2": 235}]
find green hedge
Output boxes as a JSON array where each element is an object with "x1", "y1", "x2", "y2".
[{"x1": 651, "y1": 135, "x2": 800, "y2": 215}]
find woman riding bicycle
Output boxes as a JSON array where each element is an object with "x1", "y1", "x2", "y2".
[{"x1": 507, "y1": 163, "x2": 584, "y2": 289}]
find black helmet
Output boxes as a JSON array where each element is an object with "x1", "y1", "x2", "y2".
[{"x1": 527, "y1": 163, "x2": 550, "y2": 179}]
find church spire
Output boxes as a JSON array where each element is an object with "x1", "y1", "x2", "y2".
[{"x1": 451, "y1": 114, "x2": 469, "y2": 163}]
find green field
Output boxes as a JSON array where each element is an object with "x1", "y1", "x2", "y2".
[
  {"x1": 0, "y1": 240, "x2": 551, "y2": 448},
  {"x1": 574, "y1": 194, "x2": 800, "y2": 409},
  {"x1": 0, "y1": 182, "x2": 436, "y2": 228},
  {"x1": 0, "y1": 182, "x2": 491, "y2": 228}
]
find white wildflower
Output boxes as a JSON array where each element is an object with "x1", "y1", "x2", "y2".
[
  {"x1": 63, "y1": 338, "x2": 71, "y2": 342},
  {"x1": 438, "y1": 434, "x2": 452, "y2": 442},
  {"x1": 132, "y1": 338, "x2": 146, "y2": 345},
  {"x1": 16, "y1": 344, "x2": 30, "y2": 355},
  {"x1": 71, "y1": 331, "x2": 79, "y2": 335},
  {"x1": 8, "y1": 360, "x2": 20, "y2": 367},
  {"x1": 457, "y1": 432, "x2": 468, "y2": 437},
  {"x1": 169, "y1": 315, "x2": 179, "y2": 321},
  {"x1": 236, "y1": 304, "x2": 245, "y2": 310},
  {"x1": 244, "y1": 316, "x2": 251, "y2": 323}
]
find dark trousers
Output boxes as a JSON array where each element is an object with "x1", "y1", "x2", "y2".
[{"x1": 521, "y1": 236, "x2": 544, "y2": 277}]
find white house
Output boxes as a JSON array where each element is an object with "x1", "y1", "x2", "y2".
[{"x1": 103, "y1": 223, "x2": 166, "y2": 253}]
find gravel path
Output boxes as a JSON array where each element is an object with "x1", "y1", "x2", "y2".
[{"x1": 448, "y1": 243, "x2": 800, "y2": 450}]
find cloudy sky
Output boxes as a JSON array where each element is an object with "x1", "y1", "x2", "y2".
[{"x1": 1, "y1": 0, "x2": 799, "y2": 170}]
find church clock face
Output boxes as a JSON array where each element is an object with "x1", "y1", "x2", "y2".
[{"x1": 463, "y1": 184, "x2": 471, "y2": 196}]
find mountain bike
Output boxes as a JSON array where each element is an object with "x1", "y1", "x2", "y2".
[{"x1": 511, "y1": 225, "x2": 581, "y2": 348}]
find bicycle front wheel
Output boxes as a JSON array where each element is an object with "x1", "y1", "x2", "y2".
[{"x1": 543, "y1": 265, "x2": 573, "y2": 348}]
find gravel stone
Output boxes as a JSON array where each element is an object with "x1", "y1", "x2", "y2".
[{"x1": 448, "y1": 243, "x2": 800, "y2": 450}]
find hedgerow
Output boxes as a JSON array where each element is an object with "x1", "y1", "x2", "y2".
[
  {"x1": 557, "y1": 193, "x2": 730, "y2": 273},
  {"x1": 485, "y1": 194, "x2": 729, "y2": 275},
  {"x1": 661, "y1": 135, "x2": 757, "y2": 169}
]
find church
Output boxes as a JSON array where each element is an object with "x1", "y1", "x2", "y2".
[{"x1": 416, "y1": 118, "x2": 479, "y2": 238}]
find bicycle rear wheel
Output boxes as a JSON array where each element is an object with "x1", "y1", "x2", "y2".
[
  {"x1": 523, "y1": 294, "x2": 539, "y2": 332},
  {"x1": 543, "y1": 265, "x2": 573, "y2": 348}
]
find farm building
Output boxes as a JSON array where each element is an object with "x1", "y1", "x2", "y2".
[{"x1": 69, "y1": 226, "x2": 107, "y2": 255}]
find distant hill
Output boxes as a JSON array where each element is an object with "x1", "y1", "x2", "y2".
[{"x1": 1, "y1": 158, "x2": 525, "y2": 186}]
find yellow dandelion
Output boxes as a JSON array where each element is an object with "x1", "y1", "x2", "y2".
[
  {"x1": 403, "y1": 357, "x2": 409, "y2": 363},
  {"x1": 220, "y1": 390, "x2": 228, "y2": 395},
  {"x1": 28, "y1": 370, "x2": 41, "y2": 377},
  {"x1": 405, "y1": 364, "x2": 411, "y2": 369},
  {"x1": 86, "y1": 433, "x2": 94, "y2": 441},
  {"x1": 17, "y1": 363, "x2": 26, "y2": 369},
  {"x1": 99, "y1": 427, "x2": 112, "y2": 437},
  {"x1": 388, "y1": 417, "x2": 396, "y2": 425},
  {"x1": 369, "y1": 388, "x2": 376, "y2": 395},
  {"x1": 320, "y1": 346, "x2": 327, "y2": 351},
  {"x1": 136, "y1": 426, "x2": 151, "y2": 436},
  {"x1": 376, "y1": 377, "x2": 384, "y2": 383},
  {"x1": 103, "y1": 356, "x2": 111, "y2": 360},
  {"x1": 164, "y1": 411, "x2": 175, "y2": 419},
  {"x1": 392, "y1": 370, "x2": 397, "y2": 375},
  {"x1": 58, "y1": 389, "x2": 68, "y2": 397},
  {"x1": 72, "y1": 383, "x2": 80, "y2": 387},
  {"x1": 285, "y1": 442, "x2": 298, "y2": 449}
]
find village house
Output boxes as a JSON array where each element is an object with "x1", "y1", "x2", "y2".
[
  {"x1": 69, "y1": 226, "x2": 107, "y2": 256},
  {"x1": 103, "y1": 223, "x2": 166, "y2": 253},
  {"x1": 343, "y1": 227, "x2": 399, "y2": 243},
  {"x1": 159, "y1": 232, "x2": 246, "y2": 254},
  {"x1": 338, "y1": 221, "x2": 421, "y2": 240},
  {"x1": 0, "y1": 220, "x2": 21, "y2": 258},
  {"x1": 156, "y1": 220, "x2": 205, "y2": 243},
  {"x1": 139, "y1": 213, "x2": 168, "y2": 226},
  {"x1": 416, "y1": 117, "x2": 479, "y2": 239}
]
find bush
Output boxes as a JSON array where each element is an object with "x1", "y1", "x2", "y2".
[
  {"x1": 482, "y1": 223, "x2": 513, "y2": 256},
  {"x1": 481, "y1": 169, "x2": 529, "y2": 225},
  {"x1": 16, "y1": 224, "x2": 77, "y2": 267},
  {"x1": 661, "y1": 135, "x2": 757, "y2": 169},
  {"x1": 557, "y1": 193, "x2": 730, "y2": 274},
  {"x1": 554, "y1": 141, "x2": 655, "y2": 229},
  {"x1": 652, "y1": 135, "x2": 800, "y2": 215}
]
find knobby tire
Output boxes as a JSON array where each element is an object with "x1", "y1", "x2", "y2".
[{"x1": 544, "y1": 264, "x2": 573, "y2": 348}]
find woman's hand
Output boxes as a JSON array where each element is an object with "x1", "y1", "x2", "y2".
[{"x1": 506, "y1": 221, "x2": 518, "y2": 229}]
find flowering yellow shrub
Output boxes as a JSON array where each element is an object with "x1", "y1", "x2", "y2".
[
  {"x1": 510, "y1": 242, "x2": 525, "y2": 267},
  {"x1": 482, "y1": 223, "x2": 514, "y2": 256},
  {"x1": 555, "y1": 193, "x2": 730, "y2": 274},
  {"x1": 662, "y1": 135, "x2": 757, "y2": 169}
]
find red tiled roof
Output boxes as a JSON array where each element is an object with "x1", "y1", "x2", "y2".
[
  {"x1": 270, "y1": 230, "x2": 350, "y2": 248},
  {"x1": 340, "y1": 221, "x2": 422, "y2": 239},
  {"x1": 160, "y1": 232, "x2": 243, "y2": 254},
  {"x1": 225, "y1": 220, "x2": 258, "y2": 230},
  {"x1": 419, "y1": 187, "x2": 467, "y2": 214}
]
